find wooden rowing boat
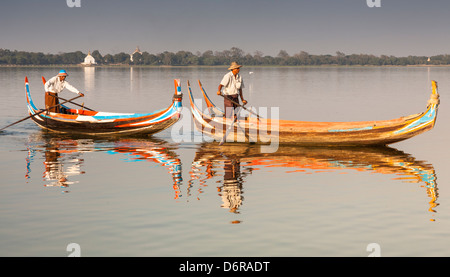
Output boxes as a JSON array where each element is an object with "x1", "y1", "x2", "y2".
[
  {"x1": 25, "y1": 77, "x2": 183, "y2": 136},
  {"x1": 188, "y1": 80, "x2": 440, "y2": 146}
]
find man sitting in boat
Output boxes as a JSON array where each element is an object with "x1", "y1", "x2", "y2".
[
  {"x1": 44, "y1": 70, "x2": 84, "y2": 113},
  {"x1": 217, "y1": 62, "x2": 247, "y2": 118}
]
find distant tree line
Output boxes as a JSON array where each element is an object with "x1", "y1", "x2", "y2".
[{"x1": 1, "y1": 47, "x2": 450, "y2": 66}]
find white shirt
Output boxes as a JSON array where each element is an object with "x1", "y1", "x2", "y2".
[
  {"x1": 220, "y1": 71, "x2": 244, "y2": 95},
  {"x1": 45, "y1": 76, "x2": 80, "y2": 94}
]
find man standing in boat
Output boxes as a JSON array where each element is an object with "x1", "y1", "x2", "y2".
[
  {"x1": 44, "y1": 70, "x2": 84, "y2": 113},
  {"x1": 217, "y1": 62, "x2": 247, "y2": 118}
]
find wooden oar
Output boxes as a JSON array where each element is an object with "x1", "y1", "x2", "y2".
[
  {"x1": 0, "y1": 95, "x2": 83, "y2": 131},
  {"x1": 42, "y1": 76, "x2": 94, "y2": 111},
  {"x1": 218, "y1": 93, "x2": 262, "y2": 121},
  {"x1": 47, "y1": 93, "x2": 94, "y2": 111}
]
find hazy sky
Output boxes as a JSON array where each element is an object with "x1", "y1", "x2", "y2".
[{"x1": 1, "y1": 0, "x2": 449, "y2": 57}]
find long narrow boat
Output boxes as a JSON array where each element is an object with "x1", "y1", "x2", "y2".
[
  {"x1": 25, "y1": 77, "x2": 183, "y2": 136},
  {"x1": 188, "y1": 80, "x2": 440, "y2": 146}
]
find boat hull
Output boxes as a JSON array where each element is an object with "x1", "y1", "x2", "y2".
[{"x1": 29, "y1": 112, "x2": 181, "y2": 136}]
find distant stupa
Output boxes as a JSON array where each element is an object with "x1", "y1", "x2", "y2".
[
  {"x1": 130, "y1": 46, "x2": 143, "y2": 62},
  {"x1": 81, "y1": 51, "x2": 97, "y2": 66}
]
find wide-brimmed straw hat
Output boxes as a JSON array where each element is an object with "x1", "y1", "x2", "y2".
[
  {"x1": 57, "y1": 70, "x2": 68, "y2": 77},
  {"x1": 228, "y1": 62, "x2": 242, "y2": 70}
]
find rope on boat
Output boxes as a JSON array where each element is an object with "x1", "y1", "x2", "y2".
[
  {"x1": 172, "y1": 93, "x2": 183, "y2": 101},
  {"x1": 427, "y1": 93, "x2": 440, "y2": 107}
]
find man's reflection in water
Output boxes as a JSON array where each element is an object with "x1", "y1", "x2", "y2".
[
  {"x1": 43, "y1": 145, "x2": 68, "y2": 188},
  {"x1": 219, "y1": 158, "x2": 244, "y2": 214},
  {"x1": 42, "y1": 141, "x2": 84, "y2": 192}
]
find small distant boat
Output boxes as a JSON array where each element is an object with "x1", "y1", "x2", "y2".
[
  {"x1": 188, "y1": 80, "x2": 440, "y2": 146},
  {"x1": 25, "y1": 77, "x2": 183, "y2": 136}
]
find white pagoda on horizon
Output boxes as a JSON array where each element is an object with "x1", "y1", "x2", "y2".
[
  {"x1": 81, "y1": 51, "x2": 97, "y2": 66},
  {"x1": 130, "y1": 46, "x2": 143, "y2": 62}
]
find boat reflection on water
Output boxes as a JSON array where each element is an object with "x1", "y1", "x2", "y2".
[
  {"x1": 191, "y1": 143, "x2": 439, "y2": 219},
  {"x1": 25, "y1": 136, "x2": 86, "y2": 191},
  {"x1": 24, "y1": 134, "x2": 439, "y2": 221},
  {"x1": 190, "y1": 150, "x2": 252, "y2": 215},
  {"x1": 42, "y1": 140, "x2": 85, "y2": 190},
  {"x1": 25, "y1": 134, "x2": 182, "y2": 194}
]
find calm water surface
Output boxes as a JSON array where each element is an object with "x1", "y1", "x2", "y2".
[{"x1": 0, "y1": 66, "x2": 449, "y2": 257}]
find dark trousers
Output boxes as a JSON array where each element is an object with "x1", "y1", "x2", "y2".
[
  {"x1": 224, "y1": 94, "x2": 239, "y2": 119},
  {"x1": 45, "y1": 92, "x2": 60, "y2": 113}
]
